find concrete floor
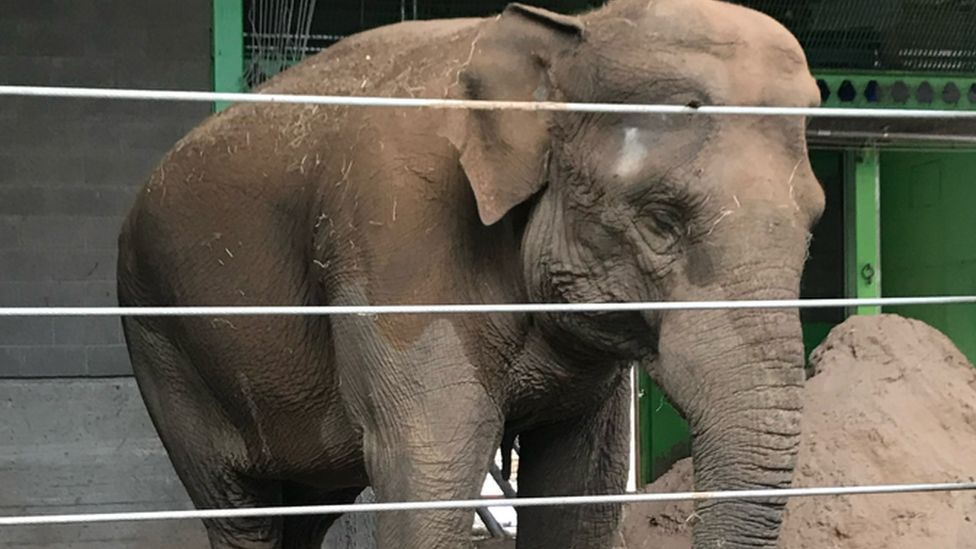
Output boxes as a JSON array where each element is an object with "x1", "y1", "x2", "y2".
[{"x1": 0, "y1": 378, "x2": 206, "y2": 548}]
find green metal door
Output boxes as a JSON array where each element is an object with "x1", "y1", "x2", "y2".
[{"x1": 880, "y1": 151, "x2": 976, "y2": 364}]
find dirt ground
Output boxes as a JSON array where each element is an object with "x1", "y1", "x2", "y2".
[{"x1": 621, "y1": 314, "x2": 976, "y2": 549}]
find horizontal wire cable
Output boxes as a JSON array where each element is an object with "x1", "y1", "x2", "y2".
[
  {"x1": 807, "y1": 129, "x2": 976, "y2": 145},
  {"x1": 3, "y1": 85, "x2": 976, "y2": 119},
  {"x1": 0, "y1": 296, "x2": 974, "y2": 317},
  {"x1": 2, "y1": 481, "x2": 974, "y2": 526}
]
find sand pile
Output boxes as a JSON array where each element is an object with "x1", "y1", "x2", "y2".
[{"x1": 621, "y1": 314, "x2": 976, "y2": 549}]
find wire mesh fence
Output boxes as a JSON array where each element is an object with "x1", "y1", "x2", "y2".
[{"x1": 240, "y1": 0, "x2": 976, "y2": 85}]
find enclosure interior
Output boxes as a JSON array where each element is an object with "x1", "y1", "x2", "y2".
[{"x1": 237, "y1": 0, "x2": 976, "y2": 486}]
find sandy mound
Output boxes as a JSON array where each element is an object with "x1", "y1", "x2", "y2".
[{"x1": 622, "y1": 314, "x2": 976, "y2": 549}]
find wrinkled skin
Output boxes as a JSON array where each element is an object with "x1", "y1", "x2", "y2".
[{"x1": 116, "y1": 1, "x2": 824, "y2": 548}]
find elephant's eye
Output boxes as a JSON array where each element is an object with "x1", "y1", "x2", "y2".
[
  {"x1": 646, "y1": 205, "x2": 683, "y2": 239},
  {"x1": 624, "y1": 203, "x2": 682, "y2": 256},
  {"x1": 637, "y1": 188, "x2": 707, "y2": 249}
]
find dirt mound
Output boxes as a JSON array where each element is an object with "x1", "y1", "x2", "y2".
[{"x1": 622, "y1": 314, "x2": 976, "y2": 549}]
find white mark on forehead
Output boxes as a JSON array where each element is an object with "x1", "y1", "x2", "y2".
[{"x1": 614, "y1": 127, "x2": 647, "y2": 179}]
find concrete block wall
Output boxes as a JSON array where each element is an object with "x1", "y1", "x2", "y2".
[
  {"x1": 0, "y1": 0, "x2": 212, "y2": 377},
  {"x1": 0, "y1": 378, "x2": 383, "y2": 549},
  {"x1": 0, "y1": 7, "x2": 386, "y2": 547}
]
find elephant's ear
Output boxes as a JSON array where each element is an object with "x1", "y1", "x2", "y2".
[{"x1": 443, "y1": 3, "x2": 584, "y2": 226}]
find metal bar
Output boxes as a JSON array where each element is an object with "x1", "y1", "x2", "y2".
[
  {"x1": 475, "y1": 507, "x2": 507, "y2": 539},
  {"x1": 812, "y1": 71, "x2": 976, "y2": 111},
  {"x1": 244, "y1": 32, "x2": 345, "y2": 40},
  {"x1": 631, "y1": 370, "x2": 641, "y2": 488},
  {"x1": 808, "y1": 130, "x2": 976, "y2": 145},
  {"x1": 4, "y1": 85, "x2": 976, "y2": 118},
  {"x1": 851, "y1": 149, "x2": 882, "y2": 316},
  {"x1": 844, "y1": 151, "x2": 857, "y2": 314},
  {"x1": 212, "y1": 0, "x2": 245, "y2": 111},
  {"x1": 808, "y1": 142, "x2": 976, "y2": 154},
  {"x1": 636, "y1": 372, "x2": 652, "y2": 486},
  {"x1": 481, "y1": 463, "x2": 518, "y2": 538},
  {"x1": 1, "y1": 296, "x2": 976, "y2": 317},
  {"x1": 1, "y1": 481, "x2": 975, "y2": 526},
  {"x1": 488, "y1": 464, "x2": 518, "y2": 500}
]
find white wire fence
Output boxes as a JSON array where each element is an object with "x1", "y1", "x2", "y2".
[
  {"x1": 4, "y1": 85, "x2": 976, "y2": 119},
  {"x1": 2, "y1": 481, "x2": 976, "y2": 526},
  {"x1": 1, "y1": 296, "x2": 975, "y2": 317},
  {"x1": 2, "y1": 81, "x2": 975, "y2": 528}
]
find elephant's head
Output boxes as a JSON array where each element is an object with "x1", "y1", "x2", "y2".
[{"x1": 445, "y1": 0, "x2": 823, "y2": 546}]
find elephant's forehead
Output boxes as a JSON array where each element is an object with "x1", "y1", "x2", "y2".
[
  {"x1": 619, "y1": 0, "x2": 819, "y2": 108},
  {"x1": 641, "y1": 0, "x2": 807, "y2": 62}
]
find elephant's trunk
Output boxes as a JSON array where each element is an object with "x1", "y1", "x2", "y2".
[{"x1": 649, "y1": 278, "x2": 806, "y2": 548}]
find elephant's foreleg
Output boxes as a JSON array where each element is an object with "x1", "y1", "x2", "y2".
[
  {"x1": 361, "y1": 376, "x2": 503, "y2": 549},
  {"x1": 334, "y1": 315, "x2": 506, "y2": 548},
  {"x1": 514, "y1": 370, "x2": 631, "y2": 549}
]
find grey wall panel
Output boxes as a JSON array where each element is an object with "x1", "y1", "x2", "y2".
[{"x1": 0, "y1": 0, "x2": 212, "y2": 377}]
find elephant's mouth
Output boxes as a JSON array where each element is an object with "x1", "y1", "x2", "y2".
[{"x1": 538, "y1": 308, "x2": 658, "y2": 363}]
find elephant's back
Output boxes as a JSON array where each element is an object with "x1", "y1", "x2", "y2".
[
  {"x1": 251, "y1": 17, "x2": 484, "y2": 98},
  {"x1": 123, "y1": 14, "x2": 484, "y2": 229},
  {"x1": 188, "y1": 17, "x2": 483, "y2": 159},
  {"x1": 118, "y1": 13, "x2": 486, "y2": 297}
]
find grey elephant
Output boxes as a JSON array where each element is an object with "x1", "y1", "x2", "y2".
[{"x1": 116, "y1": 0, "x2": 824, "y2": 547}]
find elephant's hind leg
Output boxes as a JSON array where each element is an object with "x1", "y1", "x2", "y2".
[{"x1": 121, "y1": 317, "x2": 286, "y2": 548}]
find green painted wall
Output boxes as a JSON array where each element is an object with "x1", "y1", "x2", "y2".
[
  {"x1": 636, "y1": 374, "x2": 689, "y2": 484},
  {"x1": 847, "y1": 150, "x2": 882, "y2": 316},
  {"x1": 212, "y1": 0, "x2": 244, "y2": 111},
  {"x1": 880, "y1": 152, "x2": 976, "y2": 364}
]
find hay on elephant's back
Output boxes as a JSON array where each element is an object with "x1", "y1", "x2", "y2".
[{"x1": 621, "y1": 314, "x2": 976, "y2": 549}]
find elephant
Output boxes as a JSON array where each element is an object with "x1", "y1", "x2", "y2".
[{"x1": 115, "y1": 0, "x2": 825, "y2": 547}]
